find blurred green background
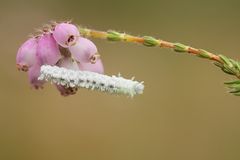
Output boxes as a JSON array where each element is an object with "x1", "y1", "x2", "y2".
[{"x1": 1, "y1": 0, "x2": 240, "y2": 159}]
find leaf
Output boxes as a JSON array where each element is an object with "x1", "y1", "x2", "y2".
[
  {"x1": 224, "y1": 80, "x2": 240, "y2": 85},
  {"x1": 219, "y1": 55, "x2": 233, "y2": 68}
]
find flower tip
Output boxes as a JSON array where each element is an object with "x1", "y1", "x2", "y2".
[
  {"x1": 90, "y1": 54, "x2": 101, "y2": 64},
  {"x1": 16, "y1": 63, "x2": 29, "y2": 72},
  {"x1": 53, "y1": 22, "x2": 80, "y2": 48},
  {"x1": 56, "y1": 85, "x2": 78, "y2": 96}
]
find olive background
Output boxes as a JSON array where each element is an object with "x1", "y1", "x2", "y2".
[{"x1": 1, "y1": 0, "x2": 240, "y2": 159}]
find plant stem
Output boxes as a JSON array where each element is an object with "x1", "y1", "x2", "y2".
[
  {"x1": 78, "y1": 27, "x2": 222, "y2": 64},
  {"x1": 78, "y1": 26, "x2": 240, "y2": 86}
]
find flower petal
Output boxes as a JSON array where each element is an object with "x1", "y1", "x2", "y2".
[{"x1": 37, "y1": 34, "x2": 61, "y2": 65}]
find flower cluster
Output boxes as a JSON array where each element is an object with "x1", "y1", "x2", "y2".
[
  {"x1": 39, "y1": 65, "x2": 144, "y2": 97},
  {"x1": 16, "y1": 21, "x2": 103, "y2": 96}
]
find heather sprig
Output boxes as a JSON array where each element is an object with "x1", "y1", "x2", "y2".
[
  {"x1": 16, "y1": 21, "x2": 240, "y2": 96},
  {"x1": 16, "y1": 21, "x2": 144, "y2": 97},
  {"x1": 78, "y1": 27, "x2": 240, "y2": 96}
]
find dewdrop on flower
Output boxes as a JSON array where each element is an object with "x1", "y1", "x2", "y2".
[
  {"x1": 53, "y1": 22, "x2": 80, "y2": 48},
  {"x1": 38, "y1": 65, "x2": 144, "y2": 97}
]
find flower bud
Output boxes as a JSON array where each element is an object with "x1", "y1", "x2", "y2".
[
  {"x1": 69, "y1": 37, "x2": 99, "y2": 63},
  {"x1": 53, "y1": 23, "x2": 80, "y2": 48},
  {"x1": 16, "y1": 38, "x2": 38, "y2": 71},
  {"x1": 79, "y1": 59, "x2": 104, "y2": 74},
  {"x1": 37, "y1": 34, "x2": 61, "y2": 65}
]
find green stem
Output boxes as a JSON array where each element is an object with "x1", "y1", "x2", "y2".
[{"x1": 78, "y1": 26, "x2": 240, "y2": 95}]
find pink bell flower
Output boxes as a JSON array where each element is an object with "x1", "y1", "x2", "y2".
[
  {"x1": 69, "y1": 37, "x2": 99, "y2": 64},
  {"x1": 37, "y1": 34, "x2": 61, "y2": 65},
  {"x1": 16, "y1": 38, "x2": 38, "y2": 72},
  {"x1": 55, "y1": 57, "x2": 79, "y2": 96},
  {"x1": 17, "y1": 21, "x2": 106, "y2": 96},
  {"x1": 79, "y1": 59, "x2": 104, "y2": 74},
  {"x1": 28, "y1": 62, "x2": 45, "y2": 89},
  {"x1": 52, "y1": 23, "x2": 80, "y2": 48}
]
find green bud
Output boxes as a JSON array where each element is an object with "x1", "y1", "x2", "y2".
[
  {"x1": 198, "y1": 49, "x2": 211, "y2": 59},
  {"x1": 174, "y1": 43, "x2": 188, "y2": 52},
  {"x1": 107, "y1": 31, "x2": 122, "y2": 41},
  {"x1": 143, "y1": 36, "x2": 159, "y2": 47}
]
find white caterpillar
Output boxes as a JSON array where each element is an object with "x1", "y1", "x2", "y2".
[{"x1": 38, "y1": 65, "x2": 144, "y2": 97}]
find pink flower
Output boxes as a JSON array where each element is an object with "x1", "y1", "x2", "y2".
[
  {"x1": 53, "y1": 23, "x2": 80, "y2": 48},
  {"x1": 79, "y1": 59, "x2": 104, "y2": 74},
  {"x1": 17, "y1": 21, "x2": 105, "y2": 96},
  {"x1": 16, "y1": 38, "x2": 38, "y2": 72},
  {"x1": 37, "y1": 34, "x2": 62, "y2": 65},
  {"x1": 55, "y1": 57, "x2": 79, "y2": 96},
  {"x1": 28, "y1": 62, "x2": 45, "y2": 89},
  {"x1": 69, "y1": 37, "x2": 99, "y2": 64}
]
